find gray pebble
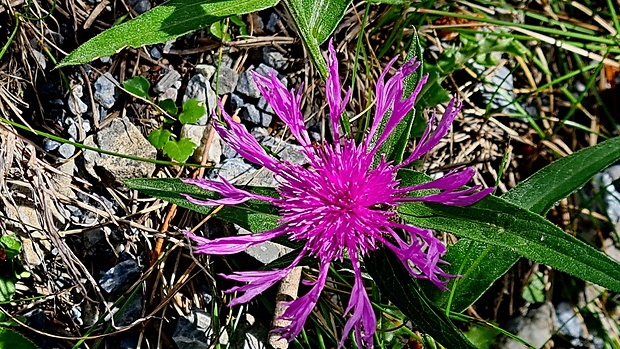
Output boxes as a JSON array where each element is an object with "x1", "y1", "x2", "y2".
[
  {"x1": 257, "y1": 96, "x2": 274, "y2": 114},
  {"x1": 150, "y1": 46, "x2": 162, "y2": 59},
  {"x1": 58, "y1": 143, "x2": 75, "y2": 159},
  {"x1": 240, "y1": 104, "x2": 261, "y2": 124},
  {"x1": 230, "y1": 93, "x2": 245, "y2": 110},
  {"x1": 266, "y1": 13, "x2": 279, "y2": 33},
  {"x1": 211, "y1": 66, "x2": 238, "y2": 95},
  {"x1": 236, "y1": 70, "x2": 261, "y2": 98},
  {"x1": 43, "y1": 139, "x2": 61, "y2": 151},
  {"x1": 99, "y1": 259, "x2": 141, "y2": 294},
  {"x1": 67, "y1": 123, "x2": 78, "y2": 140},
  {"x1": 94, "y1": 72, "x2": 118, "y2": 109},
  {"x1": 263, "y1": 47, "x2": 288, "y2": 70},
  {"x1": 130, "y1": 0, "x2": 151, "y2": 14},
  {"x1": 195, "y1": 64, "x2": 216, "y2": 81},
  {"x1": 155, "y1": 70, "x2": 181, "y2": 94},
  {"x1": 184, "y1": 74, "x2": 216, "y2": 125}
]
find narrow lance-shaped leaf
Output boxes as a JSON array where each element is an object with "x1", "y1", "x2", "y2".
[
  {"x1": 398, "y1": 189, "x2": 620, "y2": 294},
  {"x1": 58, "y1": 0, "x2": 279, "y2": 67},
  {"x1": 425, "y1": 136, "x2": 620, "y2": 311},
  {"x1": 283, "y1": 0, "x2": 351, "y2": 78},
  {"x1": 365, "y1": 248, "x2": 477, "y2": 349},
  {"x1": 124, "y1": 178, "x2": 280, "y2": 234}
]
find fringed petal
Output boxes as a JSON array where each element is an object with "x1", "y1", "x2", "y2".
[
  {"x1": 339, "y1": 249, "x2": 376, "y2": 349},
  {"x1": 380, "y1": 224, "x2": 455, "y2": 290},
  {"x1": 213, "y1": 102, "x2": 283, "y2": 172},
  {"x1": 372, "y1": 73, "x2": 428, "y2": 152},
  {"x1": 182, "y1": 177, "x2": 276, "y2": 206},
  {"x1": 366, "y1": 57, "x2": 422, "y2": 148},
  {"x1": 251, "y1": 70, "x2": 312, "y2": 148},
  {"x1": 272, "y1": 262, "x2": 330, "y2": 341},
  {"x1": 397, "y1": 168, "x2": 494, "y2": 206},
  {"x1": 326, "y1": 40, "x2": 352, "y2": 141},
  {"x1": 366, "y1": 56, "x2": 400, "y2": 143},
  {"x1": 221, "y1": 250, "x2": 307, "y2": 306},
  {"x1": 398, "y1": 97, "x2": 462, "y2": 168},
  {"x1": 187, "y1": 226, "x2": 287, "y2": 255}
]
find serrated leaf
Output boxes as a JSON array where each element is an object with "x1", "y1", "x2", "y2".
[
  {"x1": 365, "y1": 248, "x2": 476, "y2": 349},
  {"x1": 123, "y1": 76, "x2": 150, "y2": 99},
  {"x1": 178, "y1": 99, "x2": 207, "y2": 124},
  {"x1": 124, "y1": 178, "x2": 280, "y2": 233},
  {"x1": 398, "y1": 190, "x2": 620, "y2": 294},
  {"x1": 427, "y1": 136, "x2": 620, "y2": 312},
  {"x1": 284, "y1": 0, "x2": 351, "y2": 78},
  {"x1": 0, "y1": 327, "x2": 38, "y2": 349},
  {"x1": 158, "y1": 99, "x2": 179, "y2": 116},
  {"x1": 163, "y1": 138, "x2": 197, "y2": 162},
  {"x1": 58, "y1": 0, "x2": 278, "y2": 67},
  {"x1": 148, "y1": 129, "x2": 172, "y2": 149}
]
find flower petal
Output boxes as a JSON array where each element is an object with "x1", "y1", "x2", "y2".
[
  {"x1": 272, "y1": 262, "x2": 330, "y2": 341},
  {"x1": 380, "y1": 224, "x2": 455, "y2": 290},
  {"x1": 251, "y1": 70, "x2": 312, "y2": 148},
  {"x1": 339, "y1": 249, "x2": 376, "y2": 348},
  {"x1": 397, "y1": 168, "x2": 494, "y2": 206},
  {"x1": 367, "y1": 56, "x2": 400, "y2": 142},
  {"x1": 213, "y1": 103, "x2": 283, "y2": 172},
  {"x1": 366, "y1": 57, "x2": 422, "y2": 147},
  {"x1": 187, "y1": 226, "x2": 287, "y2": 255},
  {"x1": 326, "y1": 40, "x2": 352, "y2": 141},
  {"x1": 399, "y1": 97, "x2": 462, "y2": 168},
  {"x1": 182, "y1": 177, "x2": 276, "y2": 206},
  {"x1": 372, "y1": 73, "x2": 428, "y2": 152}
]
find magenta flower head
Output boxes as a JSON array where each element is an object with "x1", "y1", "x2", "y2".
[{"x1": 183, "y1": 40, "x2": 493, "y2": 348}]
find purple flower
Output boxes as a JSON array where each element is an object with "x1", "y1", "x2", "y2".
[{"x1": 183, "y1": 41, "x2": 493, "y2": 348}]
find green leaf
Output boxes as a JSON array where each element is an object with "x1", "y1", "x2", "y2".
[
  {"x1": 123, "y1": 76, "x2": 150, "y2": 99},
  {"x1": 57, "y1": 0, "x2": 279, "y2": 67},
  {"x1": 428, "y1": 136, "x2": 620, "y2": 312},
  {"x1": 0, "y1": 327, "x2": 38, "y2": 349},
  {"x1": 416, "y1": 67, "x2": 451, "y2": 108},
  {"x1": 464, "y1": 325, "x2": 501, "y2": 349},
  {"x1": 522, "y1": 271, "x2": 546, "y2": 303},
  {"x1": 148, "y1": 129, "x2": 172, "y2": 149},
  {"x1": 163, "y1": 137, "x2": 197, "y2": 162},
  {"x1": 503, "y1": 136, "x2": 620, "y2": 213},
  {"x1": 124, "y1": 178, "x2": 280, "y2": 233},
  {"x1": 158, "y1": 99, "x2": 179, "y2": 116},
  {"x1": 210, "y1": 21, "x2": 231, "y2": 41},
  {"x1": 0, "y1": 278, "x2": 15, "y2": 303},
  {"x1": 398, "y1": 193, "x2": 620, "y2": 294},
  {"x1": 178, "y1": 99, "x2": 207, "y2": 124},
  {"x1": 0, "y1": 235, "x2": 21, "y2": 260},
  {"x1": 365, "y1": 248, "x2": 476, "y2": 349},
  {"x1": 283, "y1": 0, "x2": 351, "y2": 78},
  {"x1": 369, "y1": 0, "x2": 411, "y2": 3}
]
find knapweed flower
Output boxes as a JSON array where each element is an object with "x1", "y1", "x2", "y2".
[{"x1": 183, "y1": 41, "x2": 493, "y2": 348}]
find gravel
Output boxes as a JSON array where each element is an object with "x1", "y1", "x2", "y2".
[{"x1": 94, "y1": 72, "x2": 118, "y2": 109}]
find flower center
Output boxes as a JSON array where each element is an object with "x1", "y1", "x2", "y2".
[{"x1": 275, "y1": 140, "x2": 400, "y2": 259}]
